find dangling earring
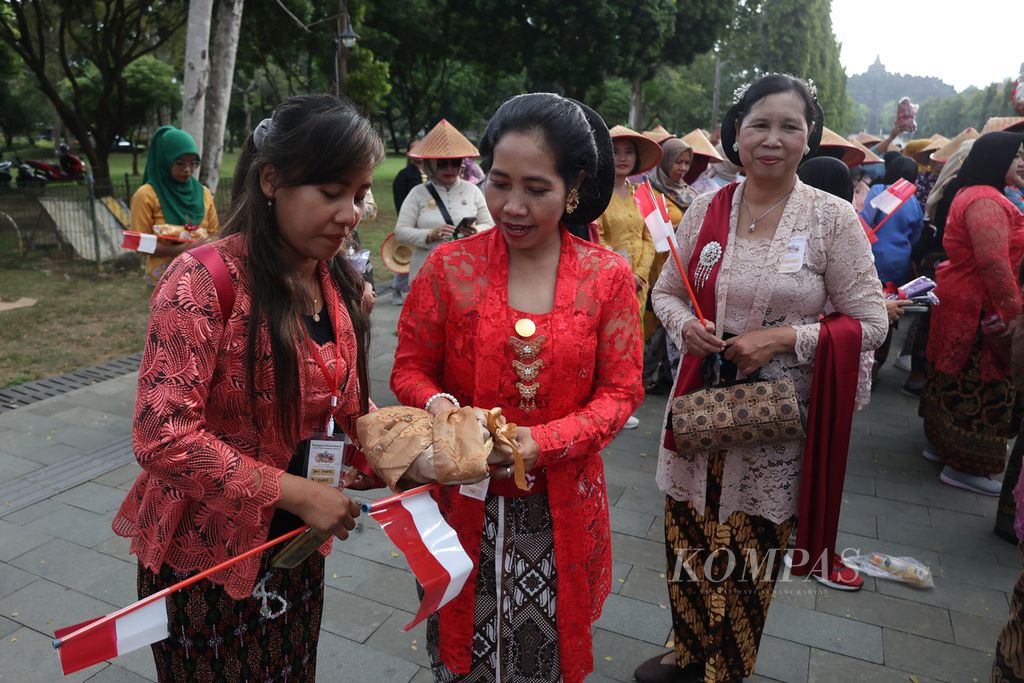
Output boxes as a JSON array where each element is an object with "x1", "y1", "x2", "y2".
[
  {"x1": 266, "y1": 197, "x2": 273, "y2": 209},
  {"x1": 732, "y1": 142, "x2": 739, "y2": 152},
  {"x1": 565, "y1": 187, "x2": 580, "y2": 214}
]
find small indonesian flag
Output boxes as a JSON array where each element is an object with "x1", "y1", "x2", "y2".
[
  {"x1": 53, "y1": 597, "x2": 168, "y2": 675},
  {"x1": 366, "y1": 484, "x2": 473, "y2": 631},
  {"x1": 869, "y1": 178, "x2": 916, "y2": 215},
  {"x1": 634, "y1": 180, "x2": 676, "y2": 250},
  {"x1": 120, "y1": 231, "x2": 158, "y2": 254}
]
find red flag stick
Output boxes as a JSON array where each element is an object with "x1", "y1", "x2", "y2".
[
  {"x1": 53, "y1": 524, "x2": 309, "y2": 650},
  {"x1": 666, "y1": 233, "x2": 706, "y2": 326},
  {"x1": 868, "y1": 194, "x2": 912, "y2": 237},
  {"x1": 643, "y1": 181, "x2": 706, "y2": 325}
]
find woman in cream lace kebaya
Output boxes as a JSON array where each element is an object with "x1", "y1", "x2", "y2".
[{"x1": 635, "y1": 75, "x2": 887, "y2": 683}]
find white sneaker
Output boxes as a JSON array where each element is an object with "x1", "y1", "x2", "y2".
[
  {"x1": 939, "y1": 466, "x2": 1002, "y2": 496},
  {"x1": 895, "y1": 354, "x2": 913, "y2": 372},
  {"x1": 623, "y1": 415, "x2": 640, "y2": 430}
]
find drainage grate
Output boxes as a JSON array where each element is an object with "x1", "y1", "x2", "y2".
[
  {"x1": 0, "y1": 435, "x2": 134, "y2": 516},
  {"x1": 0, "y1": 352, "x2": 142, "y2": 413}
]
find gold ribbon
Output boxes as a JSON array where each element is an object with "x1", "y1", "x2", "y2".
[{"x1": 486, "y1": 407, "x2": 528, "y2": 490}]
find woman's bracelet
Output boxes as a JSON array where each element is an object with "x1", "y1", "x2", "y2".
[{"x1": 424, "y1": 392, "x2": 460, "y2": 412}]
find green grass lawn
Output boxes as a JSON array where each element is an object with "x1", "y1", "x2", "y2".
[
  {"x1": 0, "y1": 154, "x2": 410, "y2": 386},
  {"x1": 106, "y1": 151, "x2": 405, "y2": 284}
]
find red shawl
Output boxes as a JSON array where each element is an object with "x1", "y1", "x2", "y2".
[{"x1": 792, "y1": 313, "x2": 862, "y2": 575}]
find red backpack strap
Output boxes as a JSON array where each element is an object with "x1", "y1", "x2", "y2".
[{"x1": 189, "y1": 243, "x2": 235, "y2": 322}]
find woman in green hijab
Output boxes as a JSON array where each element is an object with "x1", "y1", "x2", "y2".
[{"x1": 129, "y1": 125, "x2": 219, "y2": 285}]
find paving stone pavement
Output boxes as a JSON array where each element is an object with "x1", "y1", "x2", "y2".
[{"x1": 0, "y1": 305, "x2": 1015, "y2": 682}]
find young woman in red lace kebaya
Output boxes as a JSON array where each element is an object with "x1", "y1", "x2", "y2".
[
  {"x1": 390, "y1": 93, "x2": 645, "y2": 683},
  {"x1": 112, "y1": 95, "x2": 384, "y2": 682}
]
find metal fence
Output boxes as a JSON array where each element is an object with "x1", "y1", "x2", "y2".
[{"x1": 0, "y1": 174, "x2": 232, "y2": 265}]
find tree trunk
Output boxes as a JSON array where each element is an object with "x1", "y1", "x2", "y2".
[
  {"x1": 201, "y1": 0, "x2": 244, "y2": 192},
  {"x1": 241, "y1": 86, "x2": 252, "y2": 146},
  {"x1": 131, "y1": 130, "x2": 140, "y2": 176},
  {"x1": 628, "y1": 77, "x2": 644, "y2": 130},
  {"x1": 181, "y1": 0, "x2": 214, "y2": 155}
]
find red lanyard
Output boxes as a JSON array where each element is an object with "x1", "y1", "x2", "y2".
[{"x1": 302, "y1": 279, "x2": 344, "y2": 436}]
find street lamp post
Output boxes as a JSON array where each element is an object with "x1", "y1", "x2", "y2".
[{"x1": 334, "y1": 0, "x2": 359, "y2": 95}]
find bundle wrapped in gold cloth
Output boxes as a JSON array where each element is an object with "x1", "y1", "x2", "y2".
[{"x1": 356, "y1": 406, "x2": 526, "y2": 491}]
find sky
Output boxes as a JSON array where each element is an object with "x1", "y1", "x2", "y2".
[{"x1": 831, "y1": 0, "x2": 1022, "y2": 92}]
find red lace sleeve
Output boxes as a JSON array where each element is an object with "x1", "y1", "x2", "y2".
[
  {"x1": 133, "y1": 254, "x2": 282, "y2": 525},
  {"x1": 965, "y1": 197, "x2": 1022, "y2": 321},
  {"x1": 531, "y1": 263, "x2": 644, "y2": 465},
  {"x1": 391, "y1": 254, "x2": 449, "y2": 410}
]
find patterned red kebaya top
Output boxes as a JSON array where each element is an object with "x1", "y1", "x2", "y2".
[
  {"x1": 113, "y1": 233, "x2": 364, "y2": 599},
  {"x1": 391, "y1": 227, "x2": 644, "y2": 683},
  {"x1": 928, "y1": 186, "x2": 1024, "y2": 380}
]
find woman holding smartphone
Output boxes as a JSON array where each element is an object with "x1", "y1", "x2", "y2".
[{"x1": 395, "y1": 119, "x2": 495, "y2": 281}]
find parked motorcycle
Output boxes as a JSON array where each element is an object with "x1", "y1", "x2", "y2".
[
  {"x1": 24, "y1": 144, "x2": 87, "y2": 182},
  {"x1": 16, "y1": 158, "x2": 47, "y2": 187}
]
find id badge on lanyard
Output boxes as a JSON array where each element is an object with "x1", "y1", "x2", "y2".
[
  {"x1": 302, "y1": 316, "x2": 354, "y2": 489},
  {"x1": 303, "y1": 430, "x2": 354, "y2": 489}
]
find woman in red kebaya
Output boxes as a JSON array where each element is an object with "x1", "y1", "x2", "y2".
[
  {"x1": 390, "y1": 93, "x2": 644, "y2": 683},
  {"x1": 113, "y1": 95, "x2": 383, "y2": 682}
]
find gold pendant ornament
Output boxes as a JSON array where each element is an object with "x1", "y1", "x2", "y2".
[{"x1": 514, "y1": 318, "x2": 536, "y2": 338}]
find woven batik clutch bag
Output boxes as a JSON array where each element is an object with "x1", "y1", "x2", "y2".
[{"x1": 670, "y1": 358, "x2": 804, "y2": 453}]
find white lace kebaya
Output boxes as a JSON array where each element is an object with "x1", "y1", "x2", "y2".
[{"x1": 651, "y1": 180, "x2": 887, "y2": 524}]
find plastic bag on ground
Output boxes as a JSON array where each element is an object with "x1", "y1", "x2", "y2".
[{"x1": 843, "y1": 552, "x2": 933, "y2": 588}]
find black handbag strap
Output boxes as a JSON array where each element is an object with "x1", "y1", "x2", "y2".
[
  {"x1": 425, "y1": 182, "x2": 454, "y2": 226},
  {"x1": 701, "y1": 352, "x2": 761, "y2": 389}
]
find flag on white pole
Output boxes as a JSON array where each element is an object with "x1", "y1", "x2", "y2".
[
  {"x1": 53, "y1": 598, "x2": 168, "y2": 675},
  {"x1": 366, "y1": 484, "x2": 473, "y2": 631},
  {"x1": 120, "y1": 231, "x2": 159, "y2": 254},
  {"x1": 868, "y1": 178, "x2": 916, "y2": 215},
  {"x1": 634, "y1": 181, "x2": 677, "y2": 251}
]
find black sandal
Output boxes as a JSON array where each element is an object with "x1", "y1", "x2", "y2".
[{"x1": 633, "y1": 653, "x2": 702, "y2": 683}]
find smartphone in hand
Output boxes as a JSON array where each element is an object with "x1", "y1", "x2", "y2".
[{"x1": 452, "y1": 216, "x2": 477, "y2": 240}]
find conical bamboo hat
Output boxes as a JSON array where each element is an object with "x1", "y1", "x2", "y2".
[
  {"x1": 818, "y1": 127, "x2": 867, "y2": 167},
  {"x1": 643, "y1": 125, "x2": 673, "y2": 144},
  {"x1": 609, "y1": 125, "x2": 663, "y2": 174},
  {"x1": 408, "y1": 119, "x2": 479, "y2": 159},
  {"x1": 981, "y1": 117, "x2": 1024, "y2": 135},
  {"x1": 680, "y1": 129, "x2": 723, "y2": 162},
  {"x1": 852, "y1": 131, "x2": 883, "y2": 147},
  {"x1": 930, "y1": 128, "x2": 980, "y2": 164}
]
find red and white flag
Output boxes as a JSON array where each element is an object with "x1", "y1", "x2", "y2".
[
  {"x1": 366, "y1": 483, "x2": 473, "y2": 631},
  {"x1": 120, "y1": 231, "x2": 159, "y2": 254},
  {"x1": 869, "y1": 178, "x2": 916, "y2": 215},
  {"x1": 634, "y1": 180, "x2": 677, "y2": 250},
  {"x1": 53, "y1": 598, "x2": 168, "y2": 675}
]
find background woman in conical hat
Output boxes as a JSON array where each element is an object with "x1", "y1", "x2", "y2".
[{"x1": 394, "y1": 119, "x2": 494, "y2": 280}]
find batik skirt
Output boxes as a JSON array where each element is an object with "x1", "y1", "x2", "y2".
[
  {"x1": 137, "y1": 548, "x2": 325, "y2": 683},
  {"x1": 919, "y1": 338, "x2": 1018, "y2": 476},
  {"x1": 994, "y1": 545, "x2": 1024, "y2": 683},
  {"x1": 665, "y1": 448, "x2": 794, "y2": 683},
  {"x1": 427, "y1": 492, "x2": 560, "y2": 682}
]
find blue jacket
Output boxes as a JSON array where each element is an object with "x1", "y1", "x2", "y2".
[{"x1": 861, "y1": 183, "x2": 924, "y2": 285}]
